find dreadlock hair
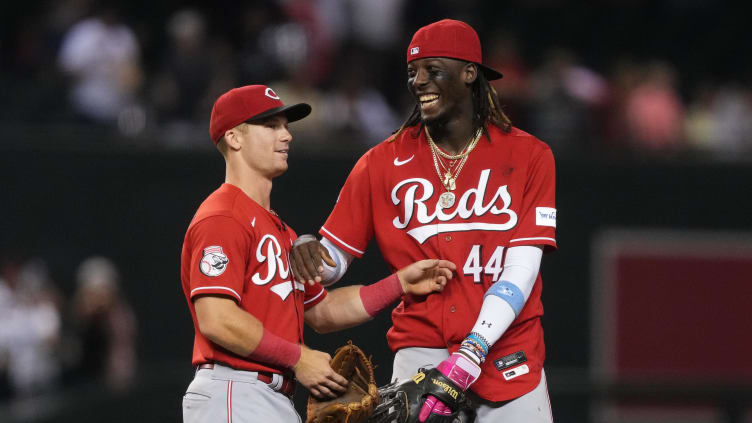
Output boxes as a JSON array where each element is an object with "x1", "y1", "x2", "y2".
[{"x1": 388, "y1": 65, "x2": 512, "y2": 142}]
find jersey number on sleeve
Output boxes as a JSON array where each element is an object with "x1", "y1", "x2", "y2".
[{"x1": 463, "y1": 245, "x2": 505, "y2": 284}]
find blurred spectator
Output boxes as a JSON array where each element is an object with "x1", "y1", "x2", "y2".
[
  {"x1": 0, "y1": 257, "x2": 62, "y2": 399},
  {"x1": 319, "y1": 46, "x2": 400, "y2": 146},
  {"x1": 149, "y1": 9, "x2": 218, "y2": 148},
  {"x1": 685, "y1": 83, "x2": 752, "y2": 158},
  {"x1": 57, "y1": 4, "x2": 144, "y2": 132},
  {"x1": 485, "y1": 31, "x2": 532, "y2": 127},
  {"x1": 526, "y1": 48, "x2": 608, "y2": 155},
  {"x1": 281, "y1": 0, "x2": 336, "y2": 86},
  {"x1": 69, "y1": 256, "x2": 136, "y2": 392},
  {"x1": 623, "y1": 61, "x2": 685, "y2": 152},
  {"x1": 236, "y1": 2, "x2": 293, "y2": 85},
  {"x1": 348, "y1": 0, "x2": 406, "y2": 50},
  {"x1": 150, "y1": 9, "x2": 211, "y2": 124}
]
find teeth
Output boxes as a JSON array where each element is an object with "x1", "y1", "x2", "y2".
[{"x1": 419, "y1": 94, "x2": 439, "y2": 103}]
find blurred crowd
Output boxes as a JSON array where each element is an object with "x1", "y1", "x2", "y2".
[
  {"x1": 1, "y1": 0, "x2": 750, "y2": 159},
  {"x1": 0, "y1": 254, "x2": 136, "y2": 418}
]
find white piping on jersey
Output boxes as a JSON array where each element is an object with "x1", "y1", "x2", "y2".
[
  {"x1": 270, "y1": 280, "x2": 305, "y2": 300},
  {"x1": 407, "y1": 222, "x2": 519, "y2": 244},
  {"x1": 509, "y1": 237, "x2": 556, "y2": 243},
  {"x1": 320, "y1": 227, "x2": 365, "y2": 255},
  {"x1": 303, "y1": 286, "x2": 326, "y2": 305},
  {"x1": 191, "y1": 286, "x2": 241, "y2": 301}
]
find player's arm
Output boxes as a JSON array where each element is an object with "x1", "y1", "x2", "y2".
[
  {"x1": 291, "y1": 235, "x2": 354, "y2": 286},
  {"x1": 193, "y1": 295, "x2": 348, "y2": 398},
  {"x1": 465, "y1": 245, "x2": 544, "y2": 353},
  {"x1": 418, "y1": 245, "x2": 544, "y2": 420},
  {"x1": 304, "y1": 259, "x2": 456, "y2": 333}
]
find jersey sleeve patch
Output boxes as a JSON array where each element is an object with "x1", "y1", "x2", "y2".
[
  {"x1": 199, "y1": 246, "x2": 230, "y2": 276},
  {"x1": 535, "y1": 207, "x2": 557, "y2": 228}
]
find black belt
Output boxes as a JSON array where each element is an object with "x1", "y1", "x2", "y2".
[{"x1": 197, "y1": 363, "x2": 296, "y2": 397}]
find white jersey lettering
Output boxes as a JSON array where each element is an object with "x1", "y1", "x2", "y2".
[
  {"x1": 251, "y1": 234, "x2": 290, "y2": 285},
  {"x1": 391, "y1": 169, "x2": 518, "y2": 243}
]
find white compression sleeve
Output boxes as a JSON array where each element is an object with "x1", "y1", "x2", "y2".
[
  {"x1": 319, "y1": 237, "x2": 354, "y2": 286},
  {"x1": 468, "y1": 245, "x2": 543, "y2": 347}
]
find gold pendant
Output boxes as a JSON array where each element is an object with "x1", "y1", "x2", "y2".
[
  {"x1": 443, "y1": 172, "x2": 453, "y2": 187},
  {"x1": 447, "y1": 177, "x2": 456, "y2": 191},
  {"x1": 439, "y1": 192, "x2": 456, "y2": 208}
]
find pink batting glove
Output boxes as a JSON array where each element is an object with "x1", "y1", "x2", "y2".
[{"x1": 418, "y1": 352, "x2": 481, "y2": 422}]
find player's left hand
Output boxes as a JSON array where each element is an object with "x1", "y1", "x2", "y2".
[
  {"x1": 418, "y1": 352, "x2": 481, "y2": 422},
  {"x1": 396, "y1": 259, "x2": 456, "y2": 296},
  {"x1": 291, "y1": 235, "x2": 336, "y2": 285}
]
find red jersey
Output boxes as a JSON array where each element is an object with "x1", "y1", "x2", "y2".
[
  {"x1": 181, "y1": 183, "x2": 326, "y2": 374},
  {"x1": 320, "y1": 125, "x2": 557, "y2": 402}
]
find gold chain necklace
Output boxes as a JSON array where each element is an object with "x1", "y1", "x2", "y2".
[
  {"x1": 426, "y1": 127, "x2": 482, "y2": 208},
  {"x1": 426, "y1": 127, "x2": 482, "y2": 160}
]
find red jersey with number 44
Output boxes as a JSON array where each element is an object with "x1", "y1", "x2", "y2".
[
  {"x1": 320, "y1": 125, "x2": 556, "y2": 402},
  {"x1": 181, "y1": 183, "x2": 326, "y2": 373}
]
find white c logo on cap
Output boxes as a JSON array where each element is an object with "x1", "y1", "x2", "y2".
[{"x1": 265, "y1": 88, "x2": 280, "y2": 100}]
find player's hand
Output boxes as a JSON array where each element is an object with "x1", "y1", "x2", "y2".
[
  {"x1": 293, "y1": 345, "x2": 348, "y2": 399},
  {"x1": 396, "y1": 259, "x2": 456, "y2": 296},
  {"x1": 290, "y1": 235, "x2": 336, "y2": 285},
  {"x1": 418, "y1": 352, "x2": 481, "y2": 422}
]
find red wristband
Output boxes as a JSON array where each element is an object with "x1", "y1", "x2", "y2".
[
  {"x1": 251, "y1": 330, "x2": 301, "y2": 369},
  {"x1": 360, "y1": 273, "x2": 403, "y2": 317}
]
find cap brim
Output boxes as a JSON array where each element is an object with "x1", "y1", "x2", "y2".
[
  {"x1": 246, "y1": 103, "x2": 312, "y2": 124},
  {"x1": 479, "y1": 64, "x2": 503, "y2": 81},
  {"x1": 408, "y1": 56, "x2": 503, "y2": 81}
]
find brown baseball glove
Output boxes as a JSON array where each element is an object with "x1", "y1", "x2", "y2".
[{"x1": 306, "y1": 341, "x2": 380, "y2": 423}]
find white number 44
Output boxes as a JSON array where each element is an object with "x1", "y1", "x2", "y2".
[{"x1": 463, "y1": 245, "x2": 504, "y2": 283}]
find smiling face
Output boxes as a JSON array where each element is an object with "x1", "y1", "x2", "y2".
[
  {"x1": 407, "y1": 57, "x2": 477, "y2": 124},
  {"x1": 238, "y1": 114, "x2": 292, "y2": 178}
]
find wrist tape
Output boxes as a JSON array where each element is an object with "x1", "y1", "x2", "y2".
[
  {"x1": 360, "y1": 273, "x2": 402, "y2": 317},
  {"x1": 251, "y1": 330, "x2": 301, "y2": 369}
]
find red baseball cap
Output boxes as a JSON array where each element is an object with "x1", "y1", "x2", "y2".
[
  {"x1": 407, "y1": 19, "x2": 503, "y2": 80},
  {"x1": 209, "y1": 85, "x2": 311, "y2": 144}
]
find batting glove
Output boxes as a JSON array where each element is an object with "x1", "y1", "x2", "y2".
[{"x1": 418, "y1": 351, "x2": 481, "y2": 422}]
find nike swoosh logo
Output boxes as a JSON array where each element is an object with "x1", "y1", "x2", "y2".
[{"x1": 394, "y1": 155, "x2": 414, "y2": 166}]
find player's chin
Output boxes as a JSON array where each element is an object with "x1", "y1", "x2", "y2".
[
  {"x1": 270, "y1": 162, "x2": 288, "y2": 176},
  {"x1": 419, "y1": 104, "x2": 446, "y2": 123},
  {"x1": 420, "y1": 111, "x2": 440, "y2": 123}
]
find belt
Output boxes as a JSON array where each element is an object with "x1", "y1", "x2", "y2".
[{"x1": 197, "y1": 363, "x2": 296, "y2": 397}]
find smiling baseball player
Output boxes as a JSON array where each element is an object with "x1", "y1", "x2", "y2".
[{"x1": 291, "y1": 20, "x2": 557, "y2": 422}]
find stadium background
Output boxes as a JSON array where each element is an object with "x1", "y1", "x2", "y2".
[{"x1": 1, "y1": 1, "x2": 750, "y2": 422}]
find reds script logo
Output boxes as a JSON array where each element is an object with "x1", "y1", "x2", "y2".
[
  {"x1": 200, "y1": 246, "x2": 229, "y2": 276},
  {"x1": 391, "y1": 169, "x2": 517, "y2": 243},
  {"x1": 251, "y1": 234, "x2": 303, "y2": 300}
]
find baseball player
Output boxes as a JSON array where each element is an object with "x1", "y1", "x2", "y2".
[
  {"x1": 180, "y1": 85, "x2": 456, "y2": 422},
  {"x1": 291, "y1": 20, "x2": 557, "y2": 422}
]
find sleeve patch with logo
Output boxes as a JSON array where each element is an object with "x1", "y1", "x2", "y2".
[
  {"x1": 199, "y1": 246, "x2": 229, "y2": 277},
  {"x1": 535, "y1": 207, "x2": 557, "y2": 227}
]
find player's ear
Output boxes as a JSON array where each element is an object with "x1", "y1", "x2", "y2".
[
  {"x1": 223, "y1": 126, "x2": 244, "y2": 151},
  {"x1": 462, "y1": 62, "x2": 478, "y2": 85}
]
